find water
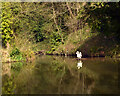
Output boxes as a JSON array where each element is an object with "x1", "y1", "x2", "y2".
[{"x1": 2, "y1": 55, "x2": 120, "y2": 94}]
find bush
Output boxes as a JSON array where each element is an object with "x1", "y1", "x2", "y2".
[
  {"x1": 10, "y1": 48, "x2": 20, "y2": 57},
  {"x1": 10, "y1": 48, "x2": 24, "y2": 61}
]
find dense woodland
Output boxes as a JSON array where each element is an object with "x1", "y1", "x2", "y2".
[{"x1": 1, "y1": 2, "x2": 120, "y2": 62}]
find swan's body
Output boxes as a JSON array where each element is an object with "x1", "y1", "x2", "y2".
[{"x1": 76, "y1": 51, "x2": 82, "y2": 59}]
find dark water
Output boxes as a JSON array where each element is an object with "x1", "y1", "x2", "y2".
[{"x1": 2, "y1": 55, "x2": 120, "y2": 94}]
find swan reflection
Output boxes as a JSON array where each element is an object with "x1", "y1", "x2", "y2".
[{"x1": 77, "y1": 60, "x2": 83, "y2": 69}]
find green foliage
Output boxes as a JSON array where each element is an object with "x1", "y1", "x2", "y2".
[
  {"x1": 1, "y1": 2, "x2": 120, "y2": 57},
  {"x1": 10, "y1": 48, "x2": 24, "y2": 61},
  {"x1": 10, "y1": 48, "x2": 20, "y2": 57},
  {"x1": 49, "y1": 31, "x2": 63, "y2": 51},
  {"x1": 33, "y1": 20, "x2": 45, "y2": 42},
  {"x1": 46, "y1": 51, "x2": 53, "y2": 54},
  {"x1": 2, "y1": 2, "x2": 14, "y2": 47}
]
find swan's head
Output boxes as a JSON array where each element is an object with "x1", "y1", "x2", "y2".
[
  {"x1": 76, "y1": 51, "x2": 79, "y2": 54},
  {"x1": 76, "y1": 51, "x2": 82, "y2": 55}
]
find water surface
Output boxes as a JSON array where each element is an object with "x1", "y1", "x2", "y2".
[{"x1": 2, "y1": 55, "x2": 120, "y2": 94}]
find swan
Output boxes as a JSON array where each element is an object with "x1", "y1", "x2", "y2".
[{"x1": 76, "y1": 51, "x2": 82, "y2": 59}]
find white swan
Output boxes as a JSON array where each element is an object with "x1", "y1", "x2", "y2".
[{"x1": 76, "y1": 51, "x2": 82, "y2": 59}]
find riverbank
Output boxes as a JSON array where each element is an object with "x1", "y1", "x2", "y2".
[
  {"x1": 2, "y1": 49, "x2": 120, "y2": 63},
  {"x1": 2, "y1": 33, "x2": 120, "y2": 63},
  {"x1": 1, "y1": 48, "x2": 35, "y2": 63},
  {"x1": 44, "y1": 31, "x2": 120, "y2": 58}
]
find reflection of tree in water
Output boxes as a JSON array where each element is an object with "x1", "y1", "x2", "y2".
[
  {"x1": 52, "y1": 56, "x2": 96, "y2": 94},
  {"x1": 2, "y1": 74, "x2": 16, "y2": 94},
  {"x1": 2, "y1": 56, "x2": 96, "y2": 94},
  {"x1": 2, "y1": 63, "x2": 13, "y2": 94},
  {"x1": 2, "y1": 56, "x2": 119, "y2": 94},
  {"x1": 2, "y1": 63, "x2": 11, "y2": 77},
  {"x1": 2, "y1": 62, "x2": 24, "y2": 94},
  {"x1": 58, "y1": 68, "x2": 95, "y2": 94}
]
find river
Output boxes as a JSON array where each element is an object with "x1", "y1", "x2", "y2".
[{"x1": 2, "y1": 55, "x2": 120, "y2": 94}]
